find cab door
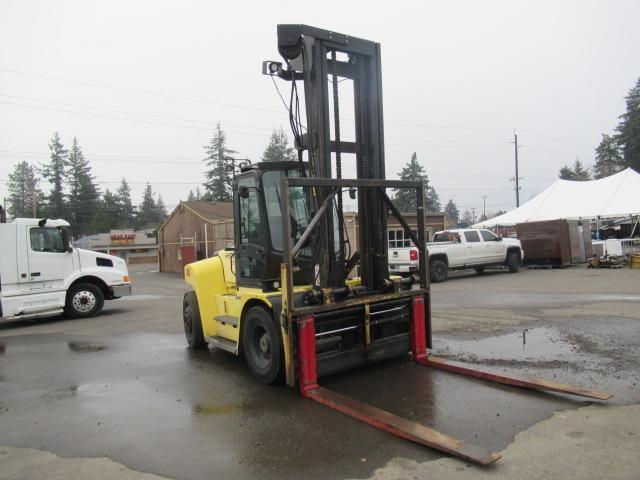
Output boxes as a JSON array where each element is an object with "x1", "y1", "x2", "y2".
[
  {"x1": 480, "y1": 229, "x2": 504, "y2": 262},
  {"x1": 236, "y1": 176, "x2": 267, "y2": 286},
  {"x1": 27, "y1": 227, "x2": 75, "y2": 291}
]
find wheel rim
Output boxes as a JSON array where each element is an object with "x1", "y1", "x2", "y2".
[
  {"x1": 183, "y1": 302, "x2": 193, "y2": 339},
  {"x1": 72, "y1": 290, "x2": 96, "y2": 313},
  {"x1": 248, "y1": 325, "x2": 272, "y2": 372},
  {"x1": 435, "y1": 263, "x2": 446, "y2": 280}
]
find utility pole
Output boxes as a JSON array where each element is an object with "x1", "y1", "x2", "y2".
[
  {"x1": 512, "y1": 132, "x2": 521, "y2": 207},
  {"x1": 471, "y1": 207, "x2": 476, "y2": 224},
  {"x1": 32, "y1": 190, "x2": 37, "y2": 217},
  {"x1": 482, "y1": 195, "x2": 488, "y2": 218}
]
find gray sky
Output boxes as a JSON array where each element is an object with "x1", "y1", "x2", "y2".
[{"x1": 1, "y1": 0, "x2": 639, "y2": 219}]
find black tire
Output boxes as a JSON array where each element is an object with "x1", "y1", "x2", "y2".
[
  {"x1": 183, "y1": 291, "x2": 206, "y2": 349},
  {"x1": 507, "y1": 252, "x2": 521, "y2": 273},
  {"x1": 242, "y1": 306, "x2": 283, "y2": 384},
  {"x1": 475, "y1": 266, "x2": 485, "y2": 275},
  {"x1": 430, "y1": 259, "x2": 448, "y2": 283},
  {"x1": 65, "y1": 282, "x2": 105, "y2": 319}
]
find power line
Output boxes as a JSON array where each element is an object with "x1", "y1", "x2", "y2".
[
  {"x1": 0, "y1": 67, "x2": 281, "y2": 113},
  {"x1": 0, "y1": 101, "x2": 272, "y2": 137},
  {"x1": 0, "y1": 94, "x2": 274, "y2": 131}
]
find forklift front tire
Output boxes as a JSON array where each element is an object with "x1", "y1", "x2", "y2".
[
  {"x1": 242, "y1": 306, "x2": 283, "y2": 384},
  {"x1": 183, "y1": 291, "x2": 206, "y2": 349}
]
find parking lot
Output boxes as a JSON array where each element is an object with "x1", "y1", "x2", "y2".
[{"x1": 1, "y1": 265, "x2": 639, "y2": 480}]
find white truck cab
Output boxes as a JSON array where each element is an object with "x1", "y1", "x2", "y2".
[{"x1": 0, "y1": 218, "x2": 131, "y2": 320}]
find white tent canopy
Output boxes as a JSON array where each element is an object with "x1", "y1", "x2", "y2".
[{"x1": 474, "y1": 168, "x2": 640, "y2": 228}]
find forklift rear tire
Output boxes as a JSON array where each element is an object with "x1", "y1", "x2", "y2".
[
  {"x1": 183, "y1": 291, "x2": 206, "y2": 349},
  {"x1": 242, "y1": 306, "x2": 283, "y2": 384},
  {"x1": 65, "y1": 282, "x2": 105, "y2": 319}
]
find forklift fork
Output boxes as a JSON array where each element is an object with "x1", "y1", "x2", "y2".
[{"x1": 297, "y1": 296, "x2": 612, "y2": 465}]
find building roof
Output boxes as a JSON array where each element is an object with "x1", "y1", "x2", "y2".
[{"x1": 158, "y1": 201, "x2": 233, "y2": 231}]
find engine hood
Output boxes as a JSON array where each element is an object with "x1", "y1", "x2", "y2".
[{"x1": 76, "y1": 248, "x2": 129, "y2": 274}]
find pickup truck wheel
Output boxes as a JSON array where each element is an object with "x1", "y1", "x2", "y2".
[
  {"x1": 242, "y1": 307, "x2": 283, "y2": 384},
  {"x1": 65, "y1": 283, "x2": 104, "y2": 319},
  {"x1": 507, "y1": 252, "x2": 521, "y2": 273},
  {"x1": 429, "y1": 259, "x2": 448, "y2": 283},
  {"x1": 183, "y1": 291, "x2": 206, "y2": 349},
  {"x1": 475, "y1": 266, "x2": 485, "y2": 275}
]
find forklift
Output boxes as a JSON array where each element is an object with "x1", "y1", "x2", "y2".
[{"x1": 183, "y1": 25, "x2": 611, "y2": 464}]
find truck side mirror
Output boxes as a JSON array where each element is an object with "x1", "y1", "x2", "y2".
[
  {"x1": 239, "y1": 186, "x2": 250, "y2": 198},
  {"x1": 60, "y1": 227, "x2": 73, "y2": 252}
]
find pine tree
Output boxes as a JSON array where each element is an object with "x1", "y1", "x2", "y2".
[
  {"x1": 156, "y1": 194, "x2": 168, "y2": 222},
  {"x1": 203, "y1": 122, "x2": 236, "y2": 201},
  {"x1": 593, "y1": 134, "x2": 624, "y2": 179},
  {"x1": 616, "y1": 77, "x2": 640, "y2": 172},
  {"x1": 93, "y1": 189, "x2": 121, "y2": 233},
  {"x1": 261, "y1": 127, "x2": 296, "y2": 162},
  {"x1": 392, "y1": 152, "x2": 440, "y2": 213},
  {"x1": 66, "y1": 138, "x2": 99, "y2": 236},
  {"x1": 460, "y1": 209, "x2": 474, "y2": 227},
  {"x1": 187, "y1": 190, "x2": 195, "y2": 201},
  {"x1": 136, "y1": 183, "x2": 165, "y2": 227},
  {"x1": 444, "y1": 199, "x2": 459, "y2": 225},
  {"x1": 558, "y1": 159, "x2": 591, "y2": 181},
  {"x1": 7, "y1": 161, "x2": 43, "y2": 218},
  {"x1": 41, "y1": 132, "x2": 68, "y2": 218},
  {"x1": 116, "y1": 178, "x2": 135, "y2": 228},
  {"x1": 426, "y1": 186, "x2": 441, "y2": 212}
]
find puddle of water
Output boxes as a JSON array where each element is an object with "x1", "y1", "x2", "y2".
[
  {"x1": 434, "y1": 328, "x2": 579, "y2": 362},
  {"x1": 68, "y1": 341, "x2": 107, "y2": 353}
]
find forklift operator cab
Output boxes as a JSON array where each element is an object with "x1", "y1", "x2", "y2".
[{"x1": 235, "y1": 161, "x2": 312, "y2": 290}]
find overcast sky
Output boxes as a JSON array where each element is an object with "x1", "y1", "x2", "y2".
[{"x1": 1, "y1": 0, "x2": 639, "y2": 219}]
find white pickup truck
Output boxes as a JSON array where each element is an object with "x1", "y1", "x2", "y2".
[
  {"x1": 0, "y1": 218, "x2": 131, "y2": 321},
  {"x1": 389, "y1": 228, "x2": 524, "y2": 283}
]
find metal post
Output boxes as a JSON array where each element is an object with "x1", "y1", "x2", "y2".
[
  {"x1": 204, "y1": 223, "x2": 209, "y2": 258},
  {"x1": 514, "y1": 133, "x2": 520, "y2": 207}
]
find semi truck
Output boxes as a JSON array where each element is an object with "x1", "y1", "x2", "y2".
[{"x1": 0, "y1": 218, "x2": 131, "y2": 321}]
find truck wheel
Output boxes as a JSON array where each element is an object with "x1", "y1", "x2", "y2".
[
  {"x1": 475, "y1": 266, "x2": 485, "y2": 275},
  {"x1": 430, "y1": 259, "x2": 448, "y2": 283},
  {"x1": 507, "y1": 252, "x2": 521, "y2": 273},
  {"x1": 242, "y1": 306, "x2": 283, "y2": 384},
  {"x1": 183, "y1": 291, "x2": 206, "y2": 349},
  {"x1": 65, "y1": 283, "x2": 105, "y2": 318}
]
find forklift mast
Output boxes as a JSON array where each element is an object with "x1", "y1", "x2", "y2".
[{"x1": 271, "y1": 24, "x2": 389, "y2": 291}]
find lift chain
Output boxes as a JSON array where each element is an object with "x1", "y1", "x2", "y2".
[{"x1": 331, "y1": 49, "x2": 346, "y2": 283}]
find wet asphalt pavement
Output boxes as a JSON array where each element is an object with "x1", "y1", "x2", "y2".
[{"x1": 0, "y1": 266, "x2": 639, "y2": 479}]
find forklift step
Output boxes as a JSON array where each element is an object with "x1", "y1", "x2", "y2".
[
  {"x1": 214, "y1": 315, "x2": 238, "y2": 327},
  {"x1": 205, "y1": 336, "x2": 238, "y2": 354},
  {"x1": 420, "y1": 356, "x2": 613, "y2": 400},
  {"x1": 303, "y1": 386, "x2": 501, "y2": 465}
]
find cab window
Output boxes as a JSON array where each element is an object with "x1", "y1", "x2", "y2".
[
  {"x1": 240, "y1": 188, "x2": 262, "y2": 245},
  {"x1": 30, "y1": 228, "x2": 66, "y2": 253},
  {"x1": 480, "y1": 230, "x2": 498, "y2": 241},
  {"x1": 463, "y1": 230, "x2": 481, "y2": 243}
]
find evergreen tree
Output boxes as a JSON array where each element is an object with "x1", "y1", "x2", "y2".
[
  {"x1": 203, "y1": 122, "x2": 236, "y2": 201},
  {"x1": 136, "y1": 184, "x2": 165, "y2": 227},
  {"x1": 393, "y1": 152, "x2": 432, "y2": 213},
  {"x1": 93, "y1": 189, "x2": 121, "y2": 233},
  {"x1": 195, "y1": 186, "x2": 202, "y2": 200},
  {"x1": 426, "y1": 186, "x2": 441, "y2": 212},
  {"x1": 616, "y1": 77, "x2": 640, "y2": 172},
  {"x1": 116, "y1": 178, "x2": 135, "y2": 228},
  {"x1": 261, "y1": 127, "x2": 296, "y2": 162},
  {"x1": 187, "y1": 190, "x2": 195, "y2": 201},
  {"x1": 7, "y1": 161, "x2": 44, "y2": 218},
  {"x1": 156, "y1": 194, "x2": 168, "y2": 222},
  {"x1": 460, "y1": 209, "x2": 474, "y2": 227},
  {"x1": 558, "y1": 159, "x2": 591, "y2": 181},
  {"x1": 41, "y1": 132, "x2": 68, "y2": 218},
  {"x1": 444, "y1": 199, "x2": 459, "y2": 225},
  {"x1": 66, "y1": 137, "x2": 99, "y2": 236},
  {"x1": 593, "y1": 134, "x2": 624, "y2": 179}
]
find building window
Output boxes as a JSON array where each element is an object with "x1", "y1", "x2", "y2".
[{"x1": 388, "y1": 229, "x2": 417, "y2": 248}]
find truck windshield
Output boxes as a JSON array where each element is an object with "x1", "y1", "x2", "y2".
[{"x1": 263, "y1": 169, "x2": 311, "y2": 253}]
